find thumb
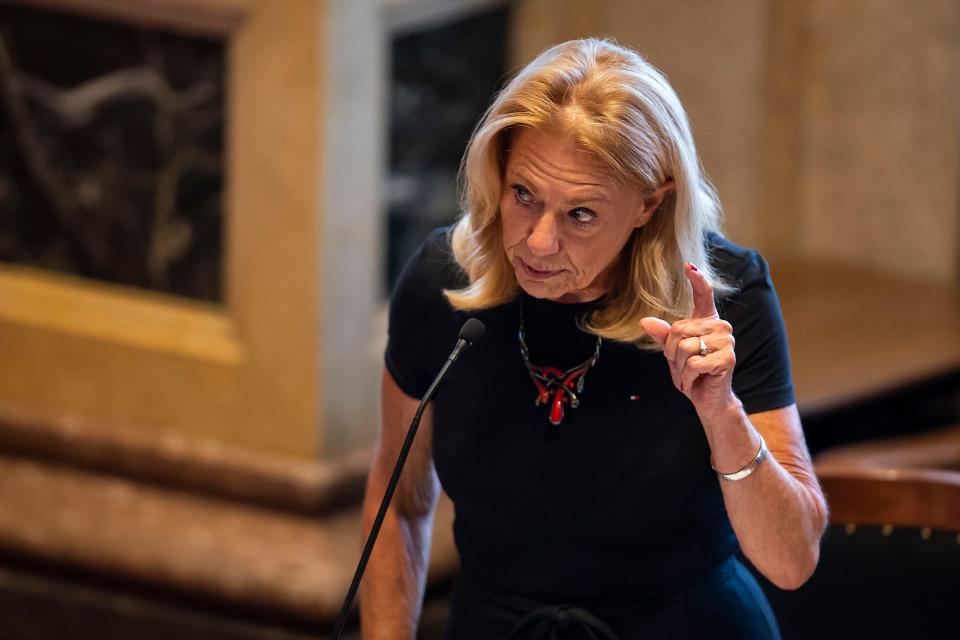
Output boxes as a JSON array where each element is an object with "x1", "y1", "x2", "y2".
[{"x1": 640, "y1": 317, "x2": 671, "y2": 347}]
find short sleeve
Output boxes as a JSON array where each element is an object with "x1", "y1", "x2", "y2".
[
  {"x1": 717, "y1": 249, "x2": 796, "y2": 415},
  {"x1": 384, "y1": 228, "x2": 463, "y2": 399}
]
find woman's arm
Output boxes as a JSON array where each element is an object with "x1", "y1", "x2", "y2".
[
  {"x1": 640, "y1": 262, "x2": 827, "y2": 590},
  {"x1": 701, "y1": 401, "x2": 827, "y2": 590},
  {"x1": 359, "y1": 369, "x2": 441, "y2": 639}
]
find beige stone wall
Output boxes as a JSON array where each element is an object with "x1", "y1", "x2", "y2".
[
  {"x1": 510, "y1": 0, "x2": 960, "y2": 283},
  {"x1": 510, "y1": 0, "x2": 770, "y2": 248},
  {"x1": 226, "y1": 0, "x2": 328, "y2": 456},
  {"x1": 320, "y1": 0, "x2": 386, "y2": 455},
  {"x1": 320, "y1": 0, "x2": 960, "y2": 454},
  {"x1": 796, "y1": 0, "x2": 959, "y2": 281},
  {"x1": 0, "y1": 0, "x2": 332, "y2": 458},
  {"x1": 9, "y1": 0, "x2": 954, "y2": 461}
]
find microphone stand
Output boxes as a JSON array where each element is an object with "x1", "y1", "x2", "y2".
[{"x1": 331, "y1": 320, "x2": 484, "y2": 639}]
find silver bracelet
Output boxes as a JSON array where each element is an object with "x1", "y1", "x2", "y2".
[{"x1": 712, "y1": 433, "x2": 768, "y2": 481}]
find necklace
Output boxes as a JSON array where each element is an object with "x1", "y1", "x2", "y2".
[{"x1": 518, "y1": 301, "x2": 602, "y2": 426}]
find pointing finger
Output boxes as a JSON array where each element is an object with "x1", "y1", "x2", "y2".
[{"x1": 686, "y1": 263, "x2": 718, "y2": 319}]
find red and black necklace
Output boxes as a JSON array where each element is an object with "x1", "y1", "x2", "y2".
[{"x1": 518, "y1": 300, "x2": 602, "y2": 426}]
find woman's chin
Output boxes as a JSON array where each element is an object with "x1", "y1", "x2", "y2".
[
  {"x1": 516, "y1": 275, "x2": 562, "y2": 299},
  {"x1": 517, "y1": 276, "x2": 573, "y2": 301},
  {"x1": 517, "y1": 275, "x2": 606, "y2": 304}
]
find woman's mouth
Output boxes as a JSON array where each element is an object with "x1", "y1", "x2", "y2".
[{"x1": 518, "y1": 258, "x2": 563, "y2": 280}]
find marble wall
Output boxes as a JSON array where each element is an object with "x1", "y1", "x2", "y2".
[
  {"x1": 0, "y1": 0, "x2": 332, "y2": 459},
  {"x1": 320, "y1": 0, "x2": 509, "y2": 454},
  {"x1": 386, "y1": 6, "x2": 508, "y2": 290},
  {"x1": 0, "y1": 2, "x2": 225, "y2": 302},
  {"x1": 321, "y1": 0, "x2": 386, "y2": 455}
]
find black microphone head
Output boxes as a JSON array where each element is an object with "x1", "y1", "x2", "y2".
[{"x1": 459, "y1": 318, "x2": 486, "y2": 345}]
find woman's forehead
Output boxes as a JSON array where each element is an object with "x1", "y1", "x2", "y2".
[{"x1": 504, "y1": 128, "x2": 618, "y2": 188}]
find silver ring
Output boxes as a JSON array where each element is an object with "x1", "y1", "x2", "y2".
[{"x1": 698, "y1": 337, "x2": 709, "y2": 357}]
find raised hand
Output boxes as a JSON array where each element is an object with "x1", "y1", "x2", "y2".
[{"x1": 639, "y1": 263, "x2": 737, "y2": 420}]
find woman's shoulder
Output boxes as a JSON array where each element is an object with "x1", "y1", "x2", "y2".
[
  {"x1": 705, "y1": 230, "x2": 770, "y2": 286},
  {"x1": 391, "y1": 225, "x2": 467, "y2": 304},
  {"x1": 386, "y1": 226, "x2": 467, "y2": 397},
  {"x1": 417, "y1": 225, "x2": 456, "y2": 268},
  {"x1": 705, "y1": 233, "x2": 795, "y2": 412}
]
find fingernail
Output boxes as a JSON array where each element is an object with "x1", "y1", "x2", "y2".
[
  {"x1": 688, "y1": 263, "x2": 699, "y2": 272},
  {"x1": 680, "y1": 381, "x2": 685, "y2": 391}
]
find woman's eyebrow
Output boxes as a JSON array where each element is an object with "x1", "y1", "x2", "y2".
[
  {"x1": 506, "y1": 172, "x2": 610, "y2": 199},
  {"x1": 505, "y1": 165, "x2": 614, "y2": 206}
]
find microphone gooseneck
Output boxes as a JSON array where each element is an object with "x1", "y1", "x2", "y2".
[{"x1": 331, "y1": 319, "x2": 485, "y2": 639}]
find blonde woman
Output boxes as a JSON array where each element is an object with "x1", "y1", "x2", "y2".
[{"x1": 361, "y1": 39, "x2": 826, "y2": 639}]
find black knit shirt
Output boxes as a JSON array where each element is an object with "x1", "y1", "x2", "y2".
[{"x1": 385, "y1": 227, "x2": 795, "y2": 605}]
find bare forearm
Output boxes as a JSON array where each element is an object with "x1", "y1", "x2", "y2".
[
  {"x1": 358, "y1": 499, "x2": 435, "y2": 639},
  {"x1": 362, "y1": 373, "x2": 440, "y2": 638},
  {"x1": 720, "y1": 454, "x2": 825, "y2": 589},
  {"x1": 702, "y1": 401, "x2": 827, "y2": 590}
]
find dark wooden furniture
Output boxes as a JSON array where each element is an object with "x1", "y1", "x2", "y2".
[{"x1": 752, "y1": 425, "x2": 960, "y2": 639}]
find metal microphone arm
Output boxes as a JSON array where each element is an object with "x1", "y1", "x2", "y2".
[{"x1": 331, "y1": 320, "x2": 484, "y2": 638}]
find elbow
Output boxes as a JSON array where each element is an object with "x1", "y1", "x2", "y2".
[
  {"x1": 766, "y1": 542, "x2": 820, "y2": 591},
  {"x1": 810, "y1": 487, "x2": 830, "y2": 538},
  {"x1": 768, "y1": 483, "x2": 828, "y2": 590}
]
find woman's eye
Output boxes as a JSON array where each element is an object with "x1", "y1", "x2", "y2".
[
  {"x1": 569, "y1": 208, "x2": 597, "y2": 225},
  {"x1": 512, "y1": 185, "x2": 534, "y2": 205}
]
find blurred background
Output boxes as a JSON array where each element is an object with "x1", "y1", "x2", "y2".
[{"x1": 0, "y1": 0, "x2": 958, "y2": 638}]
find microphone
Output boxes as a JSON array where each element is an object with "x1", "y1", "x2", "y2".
[
  {"x1": 459, "y1": 317, "x2": 486, "y2": 344},
  {"x1": 331, "y1": 318, "x2": 485, "y2": 639}
]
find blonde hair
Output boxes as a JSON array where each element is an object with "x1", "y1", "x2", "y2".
[{"x1": 444, "y1": 38, "x2": 734, "y2": 345}]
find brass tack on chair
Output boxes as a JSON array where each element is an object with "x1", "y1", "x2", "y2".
[
  {"x1": 844, "y1": 523, "x2": 856, "y2": 535},
  {"x1": 881, "y1": 524, "x2": 893, "y2": 537},
  {"x1": 921, "y1": 527, "x2": 932, "y2": 540}
]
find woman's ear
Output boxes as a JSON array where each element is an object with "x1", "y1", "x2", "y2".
[{"x1": 635, "y1": 178, "x2": 676, "y2": 228}]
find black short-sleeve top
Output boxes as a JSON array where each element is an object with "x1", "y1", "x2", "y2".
[{"x1": 385, "y1": 227, "x2": 795, "y2": 604}]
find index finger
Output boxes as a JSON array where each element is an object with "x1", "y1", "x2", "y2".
[{"x1": 685, "y1": 262, "x2": 718, "y2": 319}]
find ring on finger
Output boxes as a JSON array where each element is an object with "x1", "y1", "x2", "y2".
[{"x1": 698, "y1": 337, "x2": 709, "y2": 357}]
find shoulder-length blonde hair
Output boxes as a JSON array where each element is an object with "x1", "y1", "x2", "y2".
[{"x1": 444, "y1": 38, "x2": 734, "y2": 345}]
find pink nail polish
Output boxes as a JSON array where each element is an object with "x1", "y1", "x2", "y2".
[
  {"x1": 688, "y1": 263, "x2": 698, "y2": 272},
  {"x1": 680, "y1": 381, "x2": 684, "y2": 392}
]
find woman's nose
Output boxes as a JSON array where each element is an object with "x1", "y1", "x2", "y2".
[{"x1": 527, "y1": 212, "x2": 561, "y2": 256}]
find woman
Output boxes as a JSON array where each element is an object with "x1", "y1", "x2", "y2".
[{"x1": 361, "y1": 38, "x2": 827, "y2": 639}]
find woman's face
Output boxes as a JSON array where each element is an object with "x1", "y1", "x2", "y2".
[{"x1": 500, "y1": 128, "x2": 668, "y2": 303}]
